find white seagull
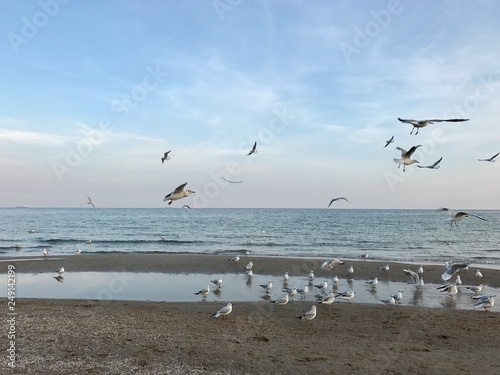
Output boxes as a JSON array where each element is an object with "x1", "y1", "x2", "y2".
[
  {"x1": 465, "y1": 284, "x2": 484, "y2": 294},
  {"x1": 308, "y1": 270, "x2": 315, "y2": 282},
  {"x1": 212, "y1": 303, "x2": 232, "y2": 318},
  {"x1": 393, "y1": 145, "x2": 422, "y2": 171},
  {"x1": 403, "y1": 268, "x2": 424, "y2": 287},
  {"x1": 473, "y1": 295, "x2": 495, "y2": 311},
  {"x1": 327, "y1": 197, "x2": 351, "y2": 208},
  {"x1": 43, "y1": 248, "x2": 48, "y2": 256},
  {"x1": 360, "y1": 252, "x2": 369, "y2": 260},
  {"x1": 416, "y1": 265, "x2": 424, "y2": 275},
  {"x1": 455, "y1": 275, "x2": 462, "y2": 286},
  {"x1": 228, "y1": 255, "x2": 240, "y2": 263},
  {"x1": 320, "y1": 258, "x2": 345, "y2": 270},
  {"x1": 380, "y1": 296, "x2": 396, "y2": 305},
  {"x1": 346, "y1": 265, "x2": 354, "y2": 277},
  {"x1": 441, "y1": 262, "x2": 469, "y2": 281},
  {"x1": 478, "y1": 152, "x2": 499, "y2": 163},
  {"x1": 476, "y1": 269, "x2": 484, "y2": 279},
  {"x1": 439, "y1": 208, "x2": 487, "y2": 228},
  {"x1": 283, "y1": 272, "x2": 289, "y2": 283},
  {"x1": 417, "y1": 157, "x2": 443, "y2": 169},
  {"x1": 314, "y1": 280, "x2": 328, "y2": 291},
  {"x1": 297, "y1": 305, "x2": 317, "y2": 322},
  {"x1": 297, "y1": 285, "x2": 309, "y2": 300},
  {"x1": 398, "y1": 117, "x2": 469, "y2": 135},
  {"x1": 391, "y1": 290, "x2": 404, "y2": 303},
  {"x1": 244, "y1": 261, "x2": 253, "y2": 271},
  {"x1": 74, "y1": 248, "x2": 81, "y2": 254},
  {"x1": 194, "y1": 285, "x2": 210, "y2": 299},
  {"x1": 161, "y1": 150, "x2": 171, "y2": 163},
  {"x1": 54, "y1": 267, "x2": 65, "y2": 275},
  {"x1": 336, "y1": 290, "x2": 355, "y2": 304},
  {"x1": 163, "y1": 183, "x2": 195, "y2": 205},
  {"x1": 211, "y1": 277, "x2": 223, "y2": 289},
  {"x1": 283, "y1": 287, "x2": 298, "y2": 301},
  {"x1": 272, "y1": 293, "x2": 289, "y2": 306},
  {"x1": 318, "y1": 292, "x2": 336, "y2": 305},
  {"x1": 366, "y1": 277, "x2": 379, "y2": 288},
  {"x1": 384, "y1": 135, "x2": 394, "y2": 148},
  {"x1": 260, "y1": 281, "x2": 273, "y2": 294},
  {"x1": 247, "y1": 141, "x2": 257, "y2": 155},
  {"x1": 378, "y1": 264, "x2": 390, "y2": 272},
  {"x1": 437, "y1": 283, "x2": 458, "y2": 296}
]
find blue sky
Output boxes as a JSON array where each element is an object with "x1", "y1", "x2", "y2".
[{"x1": 1, "y1": 0, "x2": 500, "y2": 209}]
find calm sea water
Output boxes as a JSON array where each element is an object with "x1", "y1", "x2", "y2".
[{"x1": 1, "y1": 208, "x2": 499, "y2": 265}]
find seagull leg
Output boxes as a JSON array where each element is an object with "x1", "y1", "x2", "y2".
[
  {"x1": 410, "y1": 127, "x2": 414, "y2": 135},
  {"x1": 168, "y1": 201, "x2": 173, "y2": 205},
  {"x1": 415, "y1": 128, "x2": 419, "y2": 135}
]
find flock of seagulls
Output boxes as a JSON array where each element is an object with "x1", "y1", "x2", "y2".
[
  {"x1": 386, "y1": 117, "x2": 497, "y2": 174},
  {"x1": 205, "y1": 255, "x2": 495, "y2": 322}
]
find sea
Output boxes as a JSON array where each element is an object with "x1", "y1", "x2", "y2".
[{"x1": 1, "y1": 207, "x2": 499, "y2": 265}]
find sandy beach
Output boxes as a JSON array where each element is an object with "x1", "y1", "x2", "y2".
[{"x1": 1, "y1": 254, "x2": 499, "y2": 374}]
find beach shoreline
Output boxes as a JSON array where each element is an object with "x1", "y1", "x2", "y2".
[
  {"x1": 1, "y1": 254, "x2": 499, "y2": 374},
  {"x1": 1, "y1": 253, "x2": 499, "y2": 287}
]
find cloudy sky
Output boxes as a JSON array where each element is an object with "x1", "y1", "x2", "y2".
[{"x1": 1, "y1": 1, "x2": 499, "y2": 209}]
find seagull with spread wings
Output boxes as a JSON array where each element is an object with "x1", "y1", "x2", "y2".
[
  {"x1": 438, "y1": 208, "x2": 487, "y2": 229},
  {"x1": 247, "y1": 141, "x2": 257, "y2": 155},
  {"x1": 384, "y1": 135, "x2": 394, "y2": 148},
  {"x1": 478, "y1": 152, "x2": 499, "y2": 163},
  {"x1": 327, "y1": 197, "x2": 351, "y2": 208},
  {"x1": 393, "y1": 145, "x2": 421, "y2": 172},
  {"x1": 398, "y1": 118, "x2": 469, "y2": 135},
  {"x1": 85, "y1": 195, "x2": 95, "y2": 210},
  {"x1": 417, "y1": 156, "x2": 443, "y2": 169},
  {"x1": 163, "y1": 183, "x2": 195, "y2": 205},
  {"x1": 161, "y1": 150, "x2": 171, "y2": 163}
]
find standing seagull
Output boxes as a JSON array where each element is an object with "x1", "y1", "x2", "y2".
[
  {"x1": 247, "y1": 141, "x2": 257, "y2": 155},
  {"x1": 327, "y1": 197, "x2": 351, "y2": 208},
  {"x1": 163, "y1": 183, "x2": 195, "y2": 205},
  {"x1": 478, "y1": 152, "x2": 499, "y2": 163},
  {"x1": 398, "y1": 118, "x2": 469, "y2": 135},
  {"x1": 417, "y1": 157, "x2": 443, "y2": 169},
  {"x1": 394, "y1": 145, "x2": 422, "y2": 171},
  {"x1": 211, "y1": 303, "x2": 233, "y2": 318},
  {"x1": 161, "y1": 150, "x2": 171, "y2": 163},
  {"x1": 384, "y1": 135, "x2": 394, "y2": 148},
  {"x1": 297, "y1": 305, "x2": 317, "y2": 322},
  {"x1": 438, "y1": 208, "x2": 487, "y2": 228},
  {"x1": 85, "y1": 195, "x2": 96, "y2": 210}
]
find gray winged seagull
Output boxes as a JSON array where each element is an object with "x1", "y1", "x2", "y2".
[
  {"x1": 222, "y1": 177, "x2": 244, "y2": 184},
  {"x1": 85, "y1": 195, "x2": 95, "y2": 210},
  {"x1": 327, "y1": 197, "x2": 351, "y2": 208},
  {"x1": 441, "y1": 262, "x2": 469, "y2": 281},
  {"x1": 417, "y1": 156, "x2": 443, "y2": 169},
  {"x1": 438, "y1": 208, "x2": 487, "y2": 229},
  {"x1": 247, "y1": 141, "x2": 257, "y2": 155},
  {"x1": 398, "y1": 118, "x2": 469, "y2": 135},
  {"x1": 163, "y1": 182, "x2": 195, "y2": 205},
  {"x1": 384, "y1": 135, "x2": 394, "y2": 148},
  {"x1": 478, "y1": 152, "x2": 499, "y2": 163},
  {"x1": 161, "y1": 150, "x2": 171, "y2": 163},
  {"x1": 393, "y1": 145, "x2": 421, "y2": 172}
]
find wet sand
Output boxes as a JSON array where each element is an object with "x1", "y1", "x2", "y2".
[
  {"x1": 1, "y1": 253, "x2": 499, "y2": 287},
  {"x1": 1, "y1": 254, "x2": 499, "y2": 374}
]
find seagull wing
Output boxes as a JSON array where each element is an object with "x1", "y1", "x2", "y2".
[
  {"x1": 468, "y1": 213, "x2": 487, "y2": 221},
  {"x1": 397, "y1": 118, "x2": 416, "y2": 124},
  {"x1": 438, "y1": 207, "x2": 456, "y2": 217},
  {"x1": 85, "y1": 195, "x2": 95, "y2": 209},
  {"x1": 173, "y1": 182, "x2": 188, "y2": 194},
  {"x1": 441, "y1": 263, "x2": 468, "y2": 281},
  {"x1": 489, "y1": 152, "x2": 500, "y2": 161},
  {"x1": 404, "y1": 145, "x2": 422, "y2": 158},
  {"x1": 396, "y1": 147, "x2": 408, "y2": 156},
  {"x1": 431, "y1": 157, "x2": 443, "y2": 168},
  {"x1": 403, "y1": 269, "x2": 419, "y2": 284},
  {"x1": 247, "y1": 141, "x2": 257, "y2": 155}
]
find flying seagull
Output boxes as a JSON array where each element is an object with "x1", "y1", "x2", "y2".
[
  {"x1": 438, "y1": 208, "x2": 487, "y2": 229},
  {"x1": 417, "y1": 157, "x2": 443, "y2": 169},
  {"x1": 393, "y1": 145, "x2": 421, "y2": 172},
  {"x1": 222, "y1": 177, "x2": 244, "y2": 184},
  {"x1": 478, "y1": 152, "x2": 499, "y2": 163},
  {"x1": 441, "y1": 262, "x2": 469, "y2": 281},
  {"x1": 247, "y1": 141, "x2": 257, "y2": 155},
  {"x1": 384, "y1": 135, "x2": 394, "y2": 148},
  {"x1": 163, "y1": 182, "x2": 195, "y2": 205},
  {"x1": 161, "y1": 150, "x2": 171, "y2": 163},
  {"x1": 398, "y1": 118, "x2": 469, "y2": 135},
  {"x1": 327, "y1": 197, "x2": 351, "y2": 208},
  {"x1": 85, "y1": 195, "x2": 95, "y2": 210}
]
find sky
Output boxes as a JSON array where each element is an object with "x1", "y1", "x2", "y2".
[{"x1": 1, "y1": 0, "x2": 500, "y2": 209}]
